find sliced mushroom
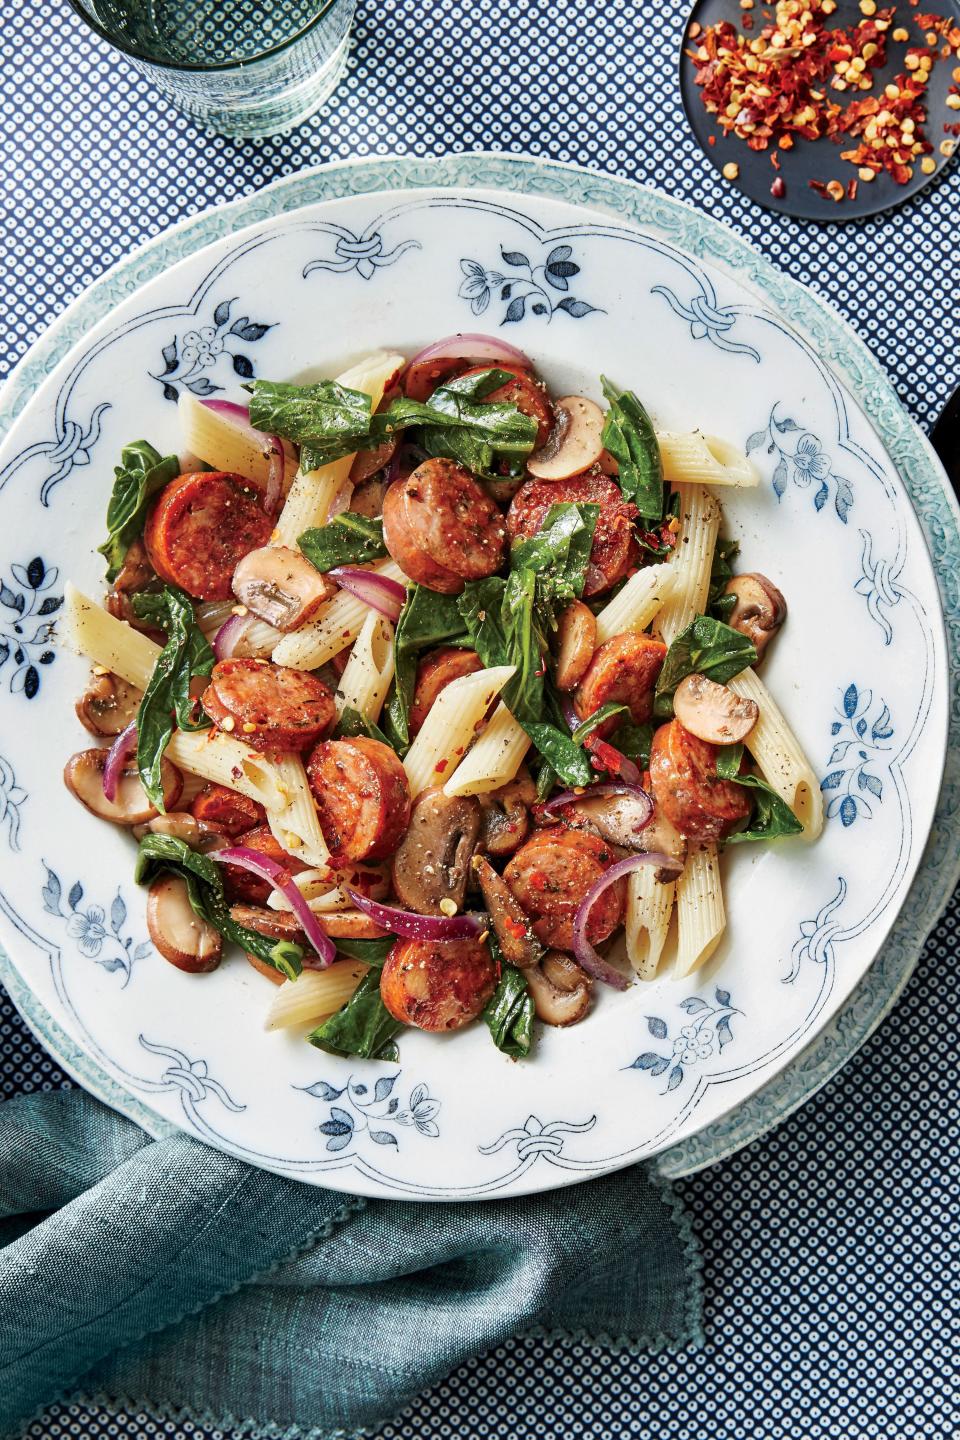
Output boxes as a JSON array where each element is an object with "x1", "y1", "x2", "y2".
[
  {"x1": 525, "y1": 950, "x2": 592, "y2": 1026},
  {"x1": 133, "y1": 812, "x2": 230, "y2": 851},
  {"x1": 147, "y1": 874, "x2": 222, "y2": 973},
  {"x1": 640, "y1": 806, "x2": 687, "y2": 879},
  {"x1": 554, "y1": 600, "x2": 597, "y2": 691},
  {"x1": 75, "y1": 670, "x2": 141, "y2": 737},
  {"x1": 390, "y1": 788, "x2": 481, "y2": 914},
  {"x1": 349, "y1": 473, "x2": 390, "y2": 518},
  {"x1": 349, "y1": 437, "x2": 398, "y2": 485},
  {"x1": 478, "y1": 768, "x2": 536, "y2": 858},
  {"x1": 527, "y1": 396, "x2": 605, "y2": 481},
  {"x1": 569, "y1": 792, "x2": 656, "y2": 852},
  {"x1": 64, "y1": 749, "x2": 182, "y2": 826},
  {"x1": 113, "y1": 538, "x2": 156, "y2": 595},
  {"x1": 473, "y1": 854, "x2": 543, "y2": 967},
  {"x1": 674, "y1": 672, "x2": 759, "y2": 745},
  {"x1": 232, "y1": 546, "x2": 334, "y2": 631},
  {"x1": 724, "y1": 572, "x2": 787, "y2": 661},
  {"x1": 230, "y1": 902, "x2": 385, "y2": 946}
]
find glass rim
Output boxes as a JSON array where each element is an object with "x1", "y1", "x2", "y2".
[{"x1": 66, "y1": 0, "x2": 343, "y2": 73}]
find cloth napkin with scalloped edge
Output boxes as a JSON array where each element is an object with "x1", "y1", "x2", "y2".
[{"x1": 0, "y1": 1089, "x2": 703, "y2": 1440}]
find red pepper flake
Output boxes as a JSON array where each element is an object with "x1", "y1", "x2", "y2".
[
  {"x1": 771, "y1": 150, "x2": 781, "y2": 169},
  {"x1": 708, "y1": 134, "x2": 716, "y2": 145},
  {"x1": 434, "y1": 758, "x2": 448, "y2": 773},
  {"x1": 771, "y1": 175, "x2": 787, "y2": 197},
  {"x1": 848, "y1": 177, "x2": 859, "y2": 198},
  {"x1": 506, "y1": 919, "x2": 527, "y2": 940}
]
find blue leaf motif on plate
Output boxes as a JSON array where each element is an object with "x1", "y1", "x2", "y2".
[
  {"x1": 151, "y1": 296, "x2": 274, "y2": 403},
  {"x1": 821, "y1": 685, "x2": 892, "y2": 826},
  {"x1": 626, "y1": 990, "x2": 742, "y2": 1095},
  {"x1": 42, "y1": 867, "x2": 148, "y2": 987},
  {"x1": 750, "y1": 405, "x2": 853, "y2": 521},
  {"x1": 0, "y1": 556, "x2": 61, "y2": 699},
  {"x1": 297, "y1": 1071, "x2": 440, "y2": 1154},
  {"x1": 458, "y1": 242, "x2": 601, "y2": 326}
]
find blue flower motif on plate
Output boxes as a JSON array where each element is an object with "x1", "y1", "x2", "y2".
[
  {"x1": 458, "y1": 244, "x2": 601, "y2": 323},
  {"x1": 0, "y1": 754, "x2": 26, "y2": 851},
  {"x1": 820, "y1": 683, "x2": 893, "y2": 826},
  {"x1": 303, "y1": 226, "x2": 421, "y2": 281},
  {"x1": 41, "y1": 868, "x2": 152, "y2": 987},
  {"x1": 0, "y1": 555, "x2": 61, "y2": 699},
  {"x1": 298, "y1": 1072, "x2": 440, "y2": 1153},
  {"x1": 746, "y1": 405, "x2": 854, "y2": 522},
  {"x1": 625, "y1": 988, "x2": 741, "y2": 1094},
  {"x1": 153, "y1": 296, "x2": 274, "y2": 402}
]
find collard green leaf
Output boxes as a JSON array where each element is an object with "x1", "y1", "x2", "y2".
[
  {"x1": 132, "y1": 586, "x2": 214, "y2": 810},
  {"x1": 308, "y1": 969, "x2": 402, "y2": 1061},
  {"x1": 298, "y1": 514, "x2": 386, "y2": 572},
  {"x1": 654, "y1": 615, "x2": 757, "y2": 718},
  {"x1": 570, "y1": 702, "x2": 629, "y2": 746},
  {"x1": 333, "y1": 705, "x2": 393, "y2": 748},
  {"x1": 609, "y1": 720, "x2": 654, "y2": 770},
  {"x1": 133, "y1": 833, "x2": 303, "y2": 978},
  {"x1": 483, "y1": 960, "x2": 535, "y2": 1059},
  {"x1": 98, "y1": 441, "x2": 180, "y2": 582},
  {"x1": 522, "y1": 721, "x2": 594, "y2": 787},
  {"x1": 600, "y1": 377, "x2": 664, "y2": 521},
  {"x1": 707, "y1": 537, "x2": 740, "y2": 622},
  {"x1": 716, "y1": 743, "x2": 804, "y2": 843},
  {"x1": 383, "y1": 585, "x2": 468, "y2": 750},
  {"x1": 510, "y1": 502, "x2": 599, "y2": 612},
  {"x1": 331, "y1": 935, "x2": 395, "y2": 966},
  {"x1": 248, "y1": 379, "x2": 373, "y2": 463}
]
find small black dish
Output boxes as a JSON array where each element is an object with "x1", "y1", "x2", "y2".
[
  {"x1": 930, "y1": 384, "x2": 960, "y2": 494},
  {"x1": 680, "y1": 0, "x2": 959, "y2": 221}
]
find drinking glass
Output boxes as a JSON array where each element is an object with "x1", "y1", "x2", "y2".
[{"x1": 67, "y1": 0, "x2": 357, "y2": 138}]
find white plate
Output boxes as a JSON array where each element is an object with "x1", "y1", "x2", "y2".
[{"x1": 0, "y1": 158, "x2": 949, "y2": 1199}]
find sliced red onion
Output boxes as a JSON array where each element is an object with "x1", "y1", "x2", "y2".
[
  {"x1": 328, "y1": 566, "x2": 406, "y2": 622},
  {"x1": 573, "y1": 852, "x2": 683, "y2": 990},
  {"x1": 102, "y1": 720, "x2": 138, "y2": 802},
  {"x1": 541, "y1": 782, "x2": 653, "y2": 826},
  {"x1": 404, "y1": 334, "x2": 532, "y2": 400},
  {"x1": 213, "y1": 612, "x2": 255, "y2": 661},
  {"x1": 201, "y1": 399, "x2": 284, "y2": 514},
  {"x1": 215, "y1": 846, "x2": 337, "y2": 967},
  {"x1": 347, "y1": 888, "x2": 483, "y2": 941},
  {"x1": 561, "y1": 695, "x2": 579, "y2": 731}
]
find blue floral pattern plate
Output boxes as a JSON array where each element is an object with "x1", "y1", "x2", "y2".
[{"x1": 0, "y1": 155, "x2": 954, "y2": 1200}]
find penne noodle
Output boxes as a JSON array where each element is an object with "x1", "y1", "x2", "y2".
[
  {"x1": 164, "y1": 729, "x2": 286, "y2": 809},
  {"x1": 334, "y1": 611, "x2": 395, "y2": 722},
  {"x1": 728, "y1": 668, "x2": 823, "y2": 839},
  {"x1": 653, "y1": 483, "x2": 721, "y2": 646},
  {"x1": 594, "y1": 563, "x2": 677, "y2": 645},
  {"x1": 263, "y1": 961, "x2": 368, "y2": 1031},
  {"x1": 196, "y1": 600, "x2": 281, "y2": 657},
  {"x1": 59, "y1": 583, "x2": 161, "y2": 690},
  {"x1": 403, "y1": 664, "x2": 517, "y2": 797},
  {"x1": 178, "y1": 390, "x2": 287, "y2": 487},
  {"x1": 657, "y1": 431, "x2": 760, "y2": 488},
  {"x1": 442, "y1": 702, "x2": 530, "y2": 797},
  {"x1": 266, "y1": 754, "x2": 330, "y2": 868},
  {"x1": 271, "y1": 560, "x2": 407, "y2": 670},
  {"x1": 674, "y1": 844, "x2": 725, "y2": 978},
  {"x1": 625, "y1": 866, "x2": 676, "y2": 981}
]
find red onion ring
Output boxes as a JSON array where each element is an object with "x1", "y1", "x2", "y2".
[
  {"x1": 102, "y1": 719, "x2": 138, "y2": 802},
  {"x1": 201, "y1": 399, "x2": 285, "y2": 514},
  {"x1": 403, "y1": 334, "x2": 532, "y2": 400},
  {"x1": 347, "y1": 888, "x2": 483, "y2": 941},
  {"x1": 213, "y1": 612, "x2": 255, "y2": 661},
  {"x1": 572, "y1": 852, "x2": 683, "y2": 989},
  {"x1": 541, "y1": 782, "x2": 653, "y2": 826},
  {"x1": 214, "y1": 846, "x2": 337, "y2": 967},
  {"x1": 328, "y1": 566, "x2": 406, "y2": 622}
]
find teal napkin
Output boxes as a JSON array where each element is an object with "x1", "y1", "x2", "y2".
[{"x1": 0, "y1": 1089, "x2": 702, "y2": 1439}]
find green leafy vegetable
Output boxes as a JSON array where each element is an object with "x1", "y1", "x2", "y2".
[
  {"x1": 308, "y1": 969, "x2": 402, "y2": 1061},
  {"x1": 383, "y1": 586, "x2": 468, "y2": 750},
  {"x1": 610, "y1": 720, "x2": 655, "y2": 770},
  {"x1": 654, "y1": 615, "x2": 757, "y2": 718},
  {"x1": 98, "y1": 441, "x2": 180, "y2": 582},
  {"x1": 332, "y1": 936, "x2": 396, "y2": 966},
  {"x1": 716, "y1": 744, "x2": 804, "y2": 843},
  {"x1": 570, "y1": 702, "x2": 630, "y2": 746},
  {"x1": 510, "y1": 502, "x2": 599, "y2": 612},
  {"x1": 134, "y1": 834, "x2": 303, "y2": 979},
  {"x1": 298, "y1": 514, "x2": 386, "y2": 572},
  {"x1": 600, "y1": 377, "x2": 664, "y2": 521},
  {"x1": 248, "y1": 379, "x2": 373, "y2": 462},
  {"x1": 132, "y1": 586, "x2": 214, "y2": 810},
  {"x1": 334, "y1": 706, "x2": 393, "y2": 748},
  {"x1": 707, "y1": 537, "x2": 740, "y2": 622},
  {"x1": 522, "y1": 722, "x2": 595, "y2": 787},
  {"x1": 483, "y1": 958, "x2": 535, "y2": 1059}
]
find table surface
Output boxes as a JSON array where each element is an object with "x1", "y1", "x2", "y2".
[{"x1": 3, "y1": 2, "x2": 959, "y2": 1437}]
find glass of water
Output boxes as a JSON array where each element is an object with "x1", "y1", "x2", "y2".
[{"x1": 67, "y1": 0, "x2": 357, "y2": 138}]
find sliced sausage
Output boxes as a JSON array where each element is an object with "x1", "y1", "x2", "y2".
[
  {"x1": 221, "y1": 824, "x2": 309, "y2": 905},
  {"x1": 456, "y1": 365, "x2": 554, "y2": 448},
  {"x1": 648, "y1": 719, "x2": 752, "y2": 843},
  {"x1": 190, "y1": 783, "x2": 267, "y2": 838},
  {"x1": 231, "y1": 904, "x2": 387, "y2": 965},
  {"x1": 409, "y1": 647, "x2": 483, "y2": 735},
  {"x1": 574, "y1": 632, "x2": 667, "y2": 732},
  {"x1": 245, "y1": 950, "x2": 287, "y2": 985},
  {"x1": 307, "y1": 736, "x2": 411, "y2": 863},
  {"x1": 202, "y1": 658, "x2": 335, "y2": 753},
  {"x1": 143, "y1": 471, "x2": 274, "y2": 601},
  {"x1": 504, "y1": 827, "x2": 625, "y2": 952},
  {"x1": 382, "y1": 459, "x2": 507, "y2": 594},
  {"x1": 380, "y1": 936, "x2": 498, "y2": 1031},
  {"x1": 507, "y1": 472, "x2": 639, "y2": 596}
]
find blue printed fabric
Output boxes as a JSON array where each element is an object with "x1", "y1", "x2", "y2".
[{"x1": 2, "y1": 0, "x2": 960, "y2": 1437}]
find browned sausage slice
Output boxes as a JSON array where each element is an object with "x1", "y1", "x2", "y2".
[
  {"x1": 504, "y1": 827, "x2": 625, "y2": 951},
  {"x1": 409, "y1": 647, "x2": 483, "y2": 735},
  {"x1": 307, "y1": 736, "x2": 411, "y2": 863},
  {"x1": 380, "y1": 937, "x2": 498, "y2": 1031},
  {"x1": 221, "y1": 824, "x2": 310, "y2": 905},
  {"x1": 507, "y1": 473, "x2": 639, "y2": 596},
  {"x1": 382, "y1": 459, "x2": 507, "y2": 594},
  {"x1": 648, "y1": 719, "x2": 751, "y2": 843},
  {"x1": 144, "y1": 471, "x2": 274, "y2": 601},
  {"x1": 574, "y1": 632, "x2": 667, "y2": 732},
  {"x1": 202, "y1": 658, "x2": 335, "y2": 753},
  {"x1": 190, "y1": 782, "x2": 267, "y2": 838}
]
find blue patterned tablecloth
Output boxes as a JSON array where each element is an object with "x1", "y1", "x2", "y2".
[{"x1": 3, "y1": 2, "x2": 959, "y2": 1437}]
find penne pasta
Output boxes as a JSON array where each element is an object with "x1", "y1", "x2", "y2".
[
  {"x1": 625, "y1": 866, "x2": 676, "y2": 981},
  {"x1": 196, "y1": 600, "x2": 281, "y2": 657},
  {"x1": 266, "y1": 865, "x2": 384, "y2": 913},
  {"x1": 59, "y1": 583, "x2": 161, "y2": 690},
  {"x1": 266, "y1": 754, "x2": 330, "y2": 868},
  {"x1": 442, "y1": 702, "x2": 530, "y2": 797},
  {"x1": 271, "y1": 560, "x2": 407, "y2": 670},
  {"x1": 594, "y1": 563, "x2": 677, "y2": 645},
  {"x1": 657, "y1": 431, "x2": 760, "y2": 489},
  {"x1": 263, "y1": 961, "x2": 368, "y2": 1031},
  {"x1": 653, "y1": 483, "x2": 721, "y2": 646},
  {"x1": 728, "y1": 668, "x2": 823, "y2": 839},
  {"x1": 334, "y1": 611, "x2": 395, "y2": 722},
  {"x1": 178, "y1": 390, "x2": 284, "y2": 487},
  {"x1": 403, "y1": 664, "x2": 517, "y2": 797},
  {"x1": 674, "y1": 844, "x2": 725, "y2": 978},
  {"x1": 271, "y1": 351, "x2": 404, "y2": 547},
  {"x1": 164, "y1": 729, "x2": 287, "y2": 809}
]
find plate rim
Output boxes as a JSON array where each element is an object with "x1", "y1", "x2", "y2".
[{"x1": 0, "y1": 151, "x2": 956, "y2": 1191}]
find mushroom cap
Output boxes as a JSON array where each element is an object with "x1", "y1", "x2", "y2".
[
  {"x1": 526, "y1": 396, "x2": 605, "y2": 482},
  {"x1": 673, "y1": 672, "x2": 759, "y2": 745}
]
